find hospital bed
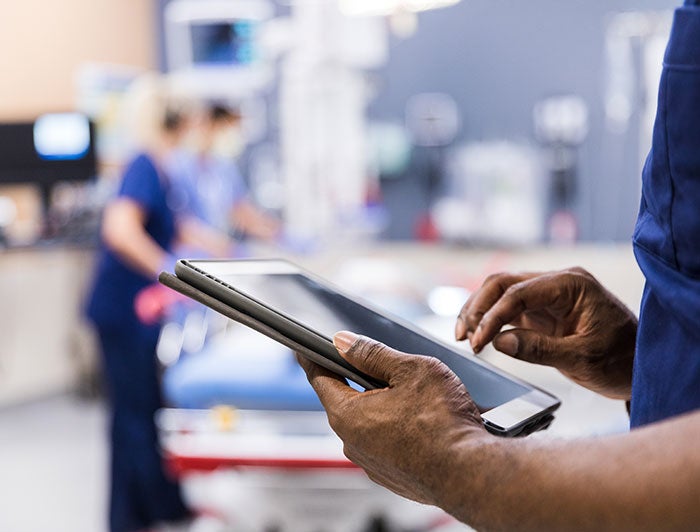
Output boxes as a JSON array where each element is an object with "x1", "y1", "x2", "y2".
[{"x1": 156, "y1": 309, "x2": 459, "y2": 532}]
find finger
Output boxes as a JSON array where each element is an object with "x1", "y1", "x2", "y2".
[
  {"x1": 334, "y1": 331, "x2": 409, "y2": 384},
  {"x1": 295, "y1": 353, "x2": 359, "y2": 411},
  {"x1": 455, "y1": 272, "x2": 540, "y2": 342},
  {"x1": 492, "y1": 329, "x2": 579, "y2": 368},
  {"x1": 470, "y1": 274, "x2": 572, "y2": 352}
]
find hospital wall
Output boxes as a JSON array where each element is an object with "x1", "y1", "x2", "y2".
[
  {"x1": 0, "y1": 0, "x2": 156, "y2": 406},
  {"x1": 0, "y1": 0, "x2": 156, "y2": 121},
  {"x1": 366, "y1": 0, "x2": 679, "y2": 241}
]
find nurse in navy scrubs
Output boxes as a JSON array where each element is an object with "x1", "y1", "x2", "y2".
[{"x1": 86, "y1": 75, "x2": 231, "y2": 532}]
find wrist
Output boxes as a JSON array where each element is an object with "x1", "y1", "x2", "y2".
[
  {"x1": 603, "y1": 313, "x2": 638, "y2": 400},
  {"x1": 433, "y1": 428, "x2": 502, "y2": 522}
]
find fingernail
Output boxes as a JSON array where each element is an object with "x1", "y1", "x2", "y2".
[
  {"x1": 334, "y1": 331, "x2": 359, "y2": 353},
  {"x1": 455, "y1": 318, "x2": 466, "y2": 340},
  {"x1": 494, "y1": 332, "x2": 519, "y2": 356},
  {"x1": 470, "y1": 329, "x2": 481, "y2": 353}
]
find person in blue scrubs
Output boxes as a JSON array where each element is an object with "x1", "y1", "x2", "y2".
[
  {"x1": 297, "y1": 2, "x2": 700, "y2": 529},
  {"x1": 87, "y1": 153, "x2": 188, "y2": 532},
  {"x1": 166, "y1": 103, "x2": 280, "y2": 241},
  {"x1": 86, "y1": 77, "x2": 233, "y2": 532}
]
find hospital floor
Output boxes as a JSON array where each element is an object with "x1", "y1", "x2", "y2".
[
  {"x1": 0, "y1": 394, "x2": 107, "y2": 532},
  {"x1": 0, "y1": 396, "x2": 471, "y2": 532}
]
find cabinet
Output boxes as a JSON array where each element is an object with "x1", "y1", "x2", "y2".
[{"x1": 0, "y1": 248, "x2": 95, "y2": 406}]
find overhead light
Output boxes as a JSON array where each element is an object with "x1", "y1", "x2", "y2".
[{"x1": 339, "y1": 0, "x2": 460, "y2": 18}]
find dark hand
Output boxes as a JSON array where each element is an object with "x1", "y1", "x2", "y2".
[
  {"x1": 297, "y1": 331, "x2": 491, "y2": 508},
  {"x1": 455, "y1": 268, "x2": 638, "y2": 399}
]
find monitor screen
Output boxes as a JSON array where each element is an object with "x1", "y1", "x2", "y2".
[
  {"x1": 34, "y1": 113, "x2": 91, "y2": 161},
  {"x1": 191, "y1": 21, "x2": 258, "y2": 66},
  {"x1": 0, "y1": 115, "x2": 96, "y2": 185}
]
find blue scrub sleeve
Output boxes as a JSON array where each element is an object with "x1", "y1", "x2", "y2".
[
  {"x1": 224, "y1": 161, "x2": 249, "y2": 204},
  {"x1": 118, "y1": 155, "x2": 162, "y2": 213}
]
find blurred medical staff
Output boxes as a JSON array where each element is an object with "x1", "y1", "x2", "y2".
[
  {"x1": 167, "y1": 103, "x2": 281, "y2": 241},
  {"x1": 85, "y1": 76, "x2": 230, "y2": 532}
]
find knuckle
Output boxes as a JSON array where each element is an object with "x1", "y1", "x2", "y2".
[
  {"x1": 482, "y1": 272, "x2": 500, "y2": 284},
  {"x1": 419, "y1": 356, "x2": 457, "y2": 386},
  {"x1": 502, "y1": 282, "x2": 521, "y2": 299},
  {"x1": 394, "y1": 354, "x2": 427, "y2": 379},
  {"x1": 530, "y1": 335, "x2": 548, "y2": 363},
  {"x1": 564, "y1": 268, "x2": 597, "y2": 291},
  {"x1": 568, "y1": 266, "x2": 592, "y2": 279},
  {"x1": 423, "y1": 355, "x2": 450, "y2": 375},
  {"x1": 562, "y1": 270, "x2": 583, "y2": 284},
  {"x1": 351, "y1": 338, "x2": 388, "y2": 369},
  {"x1": 479, "y1": 310, "x2": 494, "y2": 330},
  {"x1": 483, "y1": 271, "x2": 510, "y2": 286},
  {"x1": 393, "y1": 354, "x2": 447, "y2": 387},
  {"x1": 459, "y1": 305, "x2": 484, "y2": 330},
  {"x1": 465, "y1": 308, "x2": 484, "y2": 326},
  {"x1": 500, "y1": 282, "x2": 530, "y2": 311},
  {"x1": 469, "y1": 307, "x2": 484, "y2": 319},
  {"x1": 397, "y1": 355, "x2": 421, "y2": 372},
  {"x1": 457, "y1": 301, "x2": 472, "y2": 320},
  {"x1": 402, "y1": 355, "x2": 462, "y2": 396},
  {"x1": 481, "y1": 306, "x2": 506, "y2": 331}
]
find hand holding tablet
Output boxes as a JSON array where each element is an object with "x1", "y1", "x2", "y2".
[{"x1": 161, "y1": 259, "x2": 560, "y2": 437}]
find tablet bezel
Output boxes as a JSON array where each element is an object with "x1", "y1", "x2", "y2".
[{"x1": 174, "y1": 258, "x2": 561, "y2": 436}]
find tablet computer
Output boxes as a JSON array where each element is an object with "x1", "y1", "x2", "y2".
[{"x1": 166, "y1": 258, "x2": 560, "y2": 437}]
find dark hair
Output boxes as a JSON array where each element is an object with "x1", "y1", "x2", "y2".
[
  {"x1": 208, "y1": 103, "x2": 242, "y2": 123},
  {"x1": 163, "y1": 108, "x2": 184, "y2": 132}
]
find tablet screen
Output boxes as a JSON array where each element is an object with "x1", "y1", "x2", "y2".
[{"x1": 214, "y1": 269, "x2": 530, "y2": 412}]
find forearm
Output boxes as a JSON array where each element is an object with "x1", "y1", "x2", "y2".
[
  {"x1": 177, "y1": 216, "x2": 232, "y2": 258},
  {"x1": 230, "y1": 201, "x2": 280, "y2": 240},
  {"x1": 106, "y1": 227, "x2": 166, "y2": 278},
  {"x1": 102, "y1": 201, "x2": 168, "y2": 278},
  {"x1": 441, "y1": 412, "x2": 700, "y2": 531}
]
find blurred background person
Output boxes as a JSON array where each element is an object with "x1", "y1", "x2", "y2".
[
  {"x1": 167, "y1": 102, "x2": 281, "y2": 243},
  {"x1": 84, "y1": 74, "x2": 233, "y2": 532}
]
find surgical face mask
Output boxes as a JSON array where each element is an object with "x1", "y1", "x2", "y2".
[
  {"x1": 180, "y1": 125, "x2": 208, "y2": 155},
  {"x1": 209, "y1": 125, "x2": 244, "y2": 160}
]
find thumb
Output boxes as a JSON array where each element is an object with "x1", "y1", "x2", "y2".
[
  {"x1": 493, "y1": 329, "x2": 577, "y2": 369},
  {"x1": 333, "y1": 331, "x2": 406, "y2": 385}
]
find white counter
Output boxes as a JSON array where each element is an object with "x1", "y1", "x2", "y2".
[{"x1": 0, "y1": 248, "x2": 95, "y2": 407}]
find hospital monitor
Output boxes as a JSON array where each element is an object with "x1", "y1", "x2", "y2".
[{"x1": 164, "y1": 0, "x2": 273, "y2": 98}]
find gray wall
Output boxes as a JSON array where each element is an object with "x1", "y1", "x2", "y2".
[{"x1": 369, "y1": 0, "x2": 680, "y2": 241}]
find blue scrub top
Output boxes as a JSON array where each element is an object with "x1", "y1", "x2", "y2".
[
  {"x1": 166, "y1": 149, "x2": 248, "y2": 233},
  {"x1": 86, "y1": 154, "x2": 176, "y2": 330},
  {"x1": 631, "y1": 3, "x2": 700, "y2": 426}
]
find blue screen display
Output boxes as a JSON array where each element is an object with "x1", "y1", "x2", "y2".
[{"x1": 191, "y1": 21, "x2": 257, "y2": 65}]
